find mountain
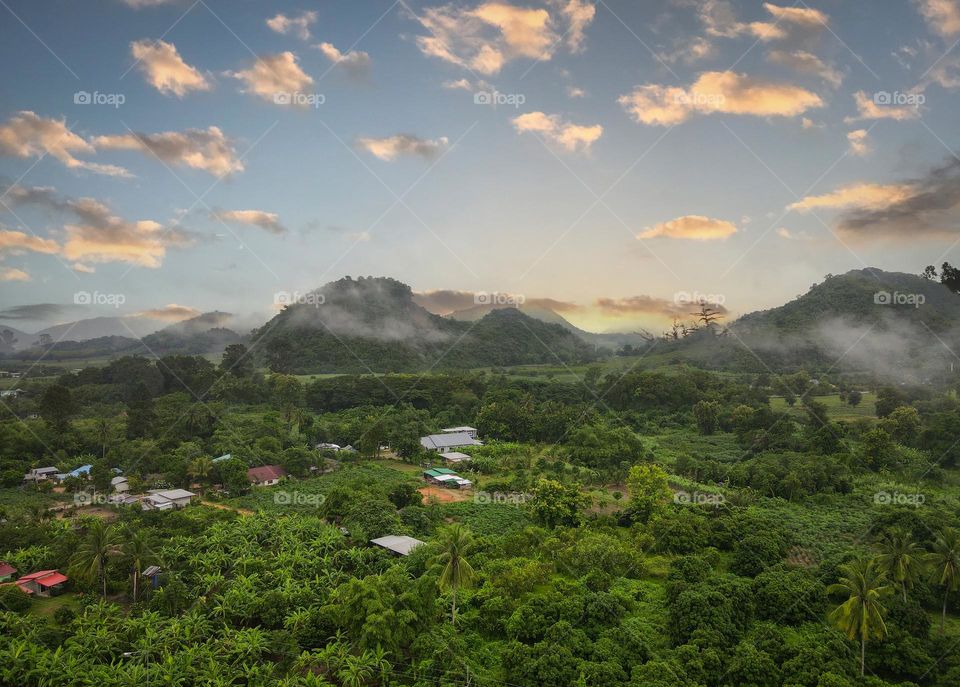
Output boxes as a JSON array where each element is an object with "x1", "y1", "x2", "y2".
[
  {"x1": 446, "y1": 302, "x2": 650, "y2": 350},
  {"x1": 34, "y1": 316, "x2": 165, "y2": 343},
  {"x1": 667, "y1": 269, "x2": 960, "y2": 380},
  {"x1": 139, "y1": 312, "x2": 242, "y2": 355},
  {"x1": 251, "y1": 276, "x2": 599, "y2": 373},
  {"x1": 0, "y1": 324, "x2": 33, "y2": 353}
]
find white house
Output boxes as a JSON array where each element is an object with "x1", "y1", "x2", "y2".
[
  {"x1": 111, "y1": 476, "x2": 130, "y2": 493},
  {"x1": 24, "y1": 467, "x2": 59, "y2": 482},
  {"x1": 441, "y1": 426, "x2": 478, "y2": 439},
  {"x1": 142, "y1": 489, "x2": 196, "y2": 511},
  {"x1": 420, "y1": 432, "x2": 483, "y2": 452}
]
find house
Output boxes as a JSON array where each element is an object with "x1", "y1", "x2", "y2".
[
  {"x1": 16, "y1": 570, "x2": 68, "y2": 597},
  {"x1": 423, "y1": 468, "x2": 472, "y2": 488},
  {"x1": 110, "y1": 493, "x2": 140, "y2": 506},
  {"x1": 441, "y1": 451, "x2": 472, "y2": 464},
  {"x1": 247, "y1": 465, "x2": 287, "y2": 487},
  {"x1": 24, "y1": 467, "x2": 59, "y2": 482},
  {"x1": 441, "y1": 426, "x2": 478, "y2": 439},
  {"x1": 0, "y1": 562, "x2": 16, "y2": 582},
  {"x1": 0, "y1": 389, "x2": 23, "y2": 399},
  {"x1": 142, "y1": 489, "x2": 196, "y2": 511},
  {"x1": 142, "y1": 565, "x2": 162, "y2": 589},
  {"x1": 56, "y1": 464, "x2": 92, "y2": 482},
  {"x1": 111, "y1": 476, "x2": 129, "y2": 493},
  {"x1": 423, "y1": 467, "x2": 457, "y2": 482},
  {"x1": 315, "y1": 442, "x2": 341, "y2": 451},
  {"x1": 420, "y1": 432, "x2": 483, "y2": 452},
  {"x1": 370, "y1": 535, "x2": 425, "y2": 556}
]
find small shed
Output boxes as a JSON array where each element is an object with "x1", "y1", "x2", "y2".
[
  {"x1": 370, "y1": 535, "x2": 425, "y2": 556},
  {"x1": 0, "y1": 562, "x2": 17, "y2": 582},
  {"x1": 16, "y1": 570, "x2": 68, "y2": 597}
]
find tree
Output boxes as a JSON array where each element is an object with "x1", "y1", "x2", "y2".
[
  {"x1": 692, "y1": 401, "x2": 720, "y2": 435},
  {"x1": 433, "y1": 524, "x2": 476, "y2": 625},
  {"x1": 827, "y1": 558, "x2": 891, "y2": 677},
  {"x1": 69, "y1": 519, "x2": 121, "y2": 598},
  {"x1": 39, "y1": 384, "x2": 74, "y2": 433},
  {"x1": 125, "y1": 382, "x2": 156, "y2": 439},
  {"x1": 187, "y1": 456, "x2": 214, "y2": 492},
  {"x1": 122, "y1": 528, "x2": 155, "y2": 602},
  {"x1": 921, "y1": 265, "x2": 938, "y2": 280},
  {"x1": 941, "y1": 262, "x2": 960, "y2": 293},
  {"x1": 528, "y1": 478, "x2": 589, "y2": 528},
  {"x1": 882, "y1": 406, "x2": 921, "y2": 446},
  {"x1": 846, "y1": 390, "x2": 862, "y2": 407},
  {"x1": 625, "y1": 463, "x2": 672, "y2": 523},
  {"x1": 926, "y1": 527, "x2": 960, "y2": 634},
  {"x1": 221, "y1": 343, "x2": 254, "y2": 377},
  {"x1": 875, "y1": 529, "x2": 924, "y2": 602}
]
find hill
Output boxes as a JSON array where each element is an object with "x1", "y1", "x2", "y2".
[{"x1": 251, "y1": 276, "x2": 599, "y2": 373}]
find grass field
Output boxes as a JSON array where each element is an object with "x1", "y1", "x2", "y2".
[{"x1": 770, "y1": 392, "x2": 877, "y2": 420}]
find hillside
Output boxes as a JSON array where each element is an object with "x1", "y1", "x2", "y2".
[{"x1": 251, "y1": 276, "x2": 599, "y2": 373}]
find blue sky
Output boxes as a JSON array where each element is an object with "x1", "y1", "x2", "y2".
[{"x1": 1, "y1": 0, "x2": 960, "y2": 334}]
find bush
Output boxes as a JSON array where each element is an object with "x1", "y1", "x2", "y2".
[{"x1": 0, "y1": 584, "x2": 31, "y2": 613}]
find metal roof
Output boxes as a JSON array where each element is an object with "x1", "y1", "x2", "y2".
[{"x1": 370, "y1": 535, "x2": 425, "y2": 556}]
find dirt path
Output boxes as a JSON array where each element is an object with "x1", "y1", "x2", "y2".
[
  {"x1": 418, "y1": 486, "x2": 473, "y2": 504},
  {"x1": 201, "y1": 501, "x2": 255, "y2": 516}
]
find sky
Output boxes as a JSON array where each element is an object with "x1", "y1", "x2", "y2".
[{"x1": 1, "y1": 0, "x2": 960, "y2": 335}]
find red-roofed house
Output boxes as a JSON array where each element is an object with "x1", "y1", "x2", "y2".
[
  {"x1": 247, "y1": 465, "x2": 287, "y2": 487},
  {"x1": 16, "y1": 570, "x2": 68, "y2": 596},
  {"x1": 0, "y1": 562, "x2": 16, "y2": 582}
]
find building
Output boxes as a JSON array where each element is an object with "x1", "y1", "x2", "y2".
[
  {"x1": 16, "y1": 570, "x2": 68, "y2": 597},
  {"x1": 420, "y1": 432, "x2": 483, "y2": 452},
  {"x1": 441, "y1": 426, "x2": 478, "y2": 439},
  {"x1": 111, "y1": 476, "x2": 129, "y2": 493},
  {"x1": 315, "y1": 442, "x2": 341, "y2": 451},
  {"x1": 142, "y1": 489, "x2": 196, "y2": 511},
  {"x1": 247, "y1": 465, "x2": 287, "y2": 487},
  {"x1": 440, "y1": 451, "x2": 472, "y2": 464},
  {"x1": 0, "y1": 562, "x2": 16, "y2": 582},
  {"x1": 0, "y1": 389, "x2": 23, "y2": 399},
  {"x1": 55, "y1": 464, "x2": 92, "y2": 482},
  {"x1": 24, "y1": 467, "x2": 59, "y2": 482},
  {"x1": 423, "y1": 468, "x2": 472, "y2": 488},
  {"x1": 370, "y1": 535, "x2": 425, "y2": 556},
  {"x1": 142, "y1": 565, "x2": 162, "y2": 589}
]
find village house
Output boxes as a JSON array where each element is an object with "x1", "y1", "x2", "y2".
[
  {"x1": 247, "y1": 465, "x2": 287, "y2": 487},
  {"x1": 423, "y1": 468, "x2": 472, "y2": 489},
  {"x1": 16, "y1": 570, "x2": 68, "y2": 597},
  {"x1": 142, "y1": 489, "x2": 196, "y2": 511},
  {"x1": 0, "y1": 561, "x2": 16, "y2": 582},
  {"x1": 370, "y1": 535, "x2": 425, "y2": 556},
  {"x1": 111, "y1": 476, "x2": 130, "y2": 493},
  {"x1": 24, "y1": 466, "x2": 59, "y2": 482},
  {"x1": 420, "y1": 432, "x2": 482, "y2": 452},
  {"x1": 441, "y1": 426, "x2": 478, "y2": 439},
  {"x1": 440, "y1": 451, "x2": 472, "y2": 464}
]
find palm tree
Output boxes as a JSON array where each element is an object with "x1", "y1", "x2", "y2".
[
  {"x1": 433, "y1": 524, "x2": 476, "y2": 625},
  {"x1": 875, "y1": 529, "x2": 925, "y2": 602},
  {"x1": 926, "y1": 527, "x2": 960, "y2": 634},
  {"x1": 187, "y1": 456, "x2": 214, "y2": 493},
  {"x1": 827, "y1": 557, "x2": 892, "y2": 677},
  {"x1": 122, "y1": 528, "x2": 155, "y2": 602},
  {"x1": 69, "y1": 519, "x2": 121, "y2": 598}
]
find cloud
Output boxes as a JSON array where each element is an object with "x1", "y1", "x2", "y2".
[
  {"x1": 228, "y1": 52, "x2": 314, "y2": 105},
  {"x1": 0, "y1": 111, "x2": 130, "y2": 177},
  {"x1": 266, "y1": 11, "x2": 317, "y2": 40},
  {"x1": 915, "y1": 0, "x2": 960, "y2": 37},
  {"x1": 847, "y1": 129, "x2": 871, "y2": 156},
  {"x1": 0, "y1": 267, "x2": 30, "y2": 282},
  {"x1": 134, "y1": 304, "x2": 200, "y2": 321},
  {"x1": 413, "y1": 288, "x2": 579, "y2": 315},
  {"x1": 595, "y1": 295, "x2": 728, "y2": 318},
  {"x1": 638, "y1": 215, "x2": 738, "y2": 240},
  {"x1": 411, "y1": 0, "x2": 596, "y2": 75},
  {"x1": 619, "y1": 71, "x2": 823, "y2": 126},
  {"x1": 356, "y1": 134, "x2": 449, "y2": 161},
  {"x1": 315, "y1": 42, "x2": 372, "y2": 79},
  {"x1": 0, "y1": 303, "x2": 65, "y2": 320},
  {"x1": 818, "y1": 159, "x2": 960, "y2": 239},
  {"x1": 3, "y1": 183, "x2": 193, "y2": 268},
  {"x1": 130, "y1": 39, "x2": 211, "y2": 97},
  {"x1": 93, "y1": 126, "x2": 243, "y2": 176},
  {"x1": 0, "y1": 228, "x2": 60, "y2": 255},
  {"x1": 566, "y1": 85, "x2": 586, "y2": 98},
  {"x1": 788, "y1": 182, "x2": 917, "y2": 212},
  {"x1": 767, "y1": 49, "x2": 843, "y2": 88},
  {"x1": 657, "y1": 36, "x2": 716, "y2": 65},
  {"x1": 443, "y1": 78, "x2": 474, "y2": 90},
  {"x1": 700, "y1": 1, "x2": 827, "y2": 43},
  {"x1": 72, "y1": 262, "x2": 95, "y2": 273},
  {"x1": 512, "y1": 111, "x2": 603, "y2": 152},
  {"x1": 211, "y1": 209, "x2": 286, "y2": 235},
  {"x1": 845, "y1": 91, "x2": 922, "y2": 122}
]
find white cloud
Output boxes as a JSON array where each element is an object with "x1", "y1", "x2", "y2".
[
  {"x1": 134, "y1": 304, "x2": 201, "y2": 321},
  {"x1": 315, "y1": 42, "x2": 372, "y2": 78},
  {"x1": 847, "y1": 129, "x2": 871, "y2": 156},
  {"x1": 0, "y1": 228, "x2": 60, "y2": 255},
  {"x1": 768, "y1": 50, "x2": 843, "y2": 88},
  {"x1": 511, "y1": 111, "x2": 603, "y2": 152},
  {"x1": 228, "y1": 52, "x2": 314, "y2": 105},
  {"x1": 638, "y1": 215, "x2": 738, "y2": 240},
  {"x1": 266, "y1": 11, "x2": 317, "y2": 41},
  {"x1": 788, "y1": 183, "x2": 916, "y2": 211},
  {"x1": 211, "y1": 209, "x2": 286, "y2": 235},
  {"x1": 619, "y1": 71, "x2": 823, "y2": 126},
  {"x1": 0, "y1": 267, "x2": 30, "y2": 282},
  {"x1": 915, "y1": 0, "x2": 960, "y2": 37},
  {"x1": 130, "y1": 39, "x2": 211, "y2": 97},
  {"x1": 0, "y1": 111, "x2": 130, "y2": 177},
  {"x1": 845, "y1": 91, "x2": 922, "y2": 122},
  {"x1": 700, "y1": 1, "x2": 827, "y2": 42},
  {"x1": 93, "y1": 126, "x2": 244, "y2": 177},
  {"x1": 356, "y1": 134, "x2": 450, "y2": 161}
]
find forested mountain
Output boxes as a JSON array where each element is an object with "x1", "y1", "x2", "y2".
[{"x1": 252, "y1": 276, "x2": 599, "y2": 373}]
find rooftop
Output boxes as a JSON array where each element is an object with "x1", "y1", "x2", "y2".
[
  {"x1": 370, "y1": 535, "x2": 426, "y2": 556},
  {"x1": 420, "y1": 432, "x2": 483, "y2": 451}
]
